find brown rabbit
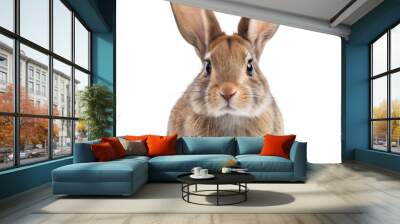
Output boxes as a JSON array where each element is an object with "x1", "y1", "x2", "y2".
[{"x1": 167, "y1": 3, "x2": 283, "y2": 137}]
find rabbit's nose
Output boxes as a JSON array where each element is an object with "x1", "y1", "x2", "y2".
[{"x1": 220, "y1": 90, "x2": 237, "y2": 101}]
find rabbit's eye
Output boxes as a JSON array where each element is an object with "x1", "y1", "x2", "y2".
[
  {"x1": 204, "y1": 60, "x2": 212, "y2": 76},
  {"x1": 247, "y1": 59, "x2": 254, "y2": 76}
]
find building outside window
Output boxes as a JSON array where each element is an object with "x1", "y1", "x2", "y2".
[
  {"x1": 371, "y1": 23, "x2": 400, "y2": 154},
  {"x1": 0, "y1": 0, "x2": 91, "y2": 170}
]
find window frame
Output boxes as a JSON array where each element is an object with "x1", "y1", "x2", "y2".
[
  {"x1": 0, "y1": 0, "x2": 91, "y2": 171},
  {"x1": 370, "y1": 20, "x2": 400, "y2": 154}
]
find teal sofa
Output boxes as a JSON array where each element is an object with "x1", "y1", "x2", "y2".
[{"x1": 52, "y1": 137, "x2": 307, "y2": 196}]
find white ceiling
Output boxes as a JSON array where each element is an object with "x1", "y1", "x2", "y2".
[
  {"x1": 168, "y1": 0, "x2": 384, "y2": 38},
  {"x1": 225, "y1": 0, "x2": 353, "y2": 22}
]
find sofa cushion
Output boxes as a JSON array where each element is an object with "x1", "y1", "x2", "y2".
[
  {"x1": 118, "y1": 138, "x2": 147, "y2": 156},
  {"x1": 73, "y1": 140, "x2": 100, "y2": 163},
  {"x1": 53, "y1": 158, "x2": 147, "y2": 183},
  {"x1": 236, "y1": 137, "x2": 263, "y2": 155},
  {"x1": 147, "y1": 135, "x2": 177, "y2": 157},
  {"x1": 91, "y1": 142, "x2": 118, "y2": 161},
  {"x1": 178, "y1": 137, "x2": 235, "y2": 155},
  {"x1": 101, "y1": 137, "x2": 127, "y2": 158},
  {"x1": 149, "y1": 154, "x2": 235, "y2": 172},
  {"x1": 260, "y1": 134, "x2": 296, "y2": 159},
  {"x1": 236, "y1": 155, "x2": 293, "y2": 172}
]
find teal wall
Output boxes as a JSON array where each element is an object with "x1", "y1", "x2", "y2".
[
  {"x1": 91, "y1": 0, "x2": 116, "y2": 135},
  {"x1": 0, "y1": 158, "x2": 72, "y2": 199},
  {"x1": 92, "y1": 32, "x2": 115, "y2": 135},
  {"x1": 0, "y1": 0, "x2": 116, "y2": 200},
  {"x1": 343, "y1": 0, "x2": 400, "y2": 170}
]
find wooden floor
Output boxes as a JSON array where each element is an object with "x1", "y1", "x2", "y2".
[{"x1": 1, "y1": 162, "x2": 400, "y2": 224}]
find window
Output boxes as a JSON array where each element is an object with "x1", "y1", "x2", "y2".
[
  {"x1": 53, "y1": 59, "x2": 72, "y2": 117},
  {"x1": 35, "y1": 70, "x2": 40, "y2": 81},
  {"x1": 35, "y1": 84, "x2": 40, "y2": 95},
  {"x1": 75, "y1": 18, "x2": 89, "y2": 70},
  {"x1": 53, "y1": 0, "x2": 72, "y2": 60},
  {"x1": 28, "y1": 81, "x2": 34, "y2": 94},
  {"x1": 0, "y1": 116, "x2": 13, "y2": 170},
  {"x1": 0, "y1": 0, "x2": 13, "y2": 32},
  {"x1": 0, "y1": 71, "x2": 6, "y2": 85},
  {"x1": 371, "y1": 23, "x2": 400, "y2": 154},
  {"x1": 391, "y1": 24, "x2": 400, "y2": 70},
  {"x1": 53, "y1": 119, "x2": 72, "y2": 158},
  {"x1": 0, "y1": 34, "x2": 13, "y2": 113},
  {"x1": 74, "y1": 69, "x2": 89, "y2": 118},
  {"x1": 42, "y1": 85, "x2": 46, "y2": 97},
  {"x1": 20, "y1": 0, "x2": 49, "y2": 48},
  {"x1": 0, "y1": 55, "x2": 7, "y2": 67},
  {"x1": 28, "y1": 67, "x2": 34, "y2": 80},
  {"x1": 0, "y1": 0, "x2": 91, "y2": 170}
]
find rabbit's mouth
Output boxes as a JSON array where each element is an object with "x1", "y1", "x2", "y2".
[
  {"x1": 222, "y1": 104, "x2": 235, "y2": 111},
  {"x1": 215, "y1": 103, "x2": 250, "y2": 117}
]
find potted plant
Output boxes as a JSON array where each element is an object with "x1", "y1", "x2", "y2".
[{"x1": 79, "y1": 84, "x2": 114, "y2": 140}]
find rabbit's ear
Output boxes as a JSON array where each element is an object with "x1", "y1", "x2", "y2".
[
  {"x1": 238, "y1": 18, "x2": 278, "y2": 59},
  {"x1": 171, "y1": 3, "x2": 222, "y2": 58}
]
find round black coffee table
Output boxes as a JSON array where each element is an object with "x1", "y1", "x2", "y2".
[{"x1": 177, "y1": 173, "x2": 255, "y2": 206}]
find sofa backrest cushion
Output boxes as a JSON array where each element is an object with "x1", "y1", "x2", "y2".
[
  {"x1": 73, "y1": 139, "x2": 100, "y2": 163},
  {"x1": 178, "y1": 137, "x2": 236, "y2": 155},
  {"x1": 236, "y1": 136, "x2": 264, "y2": 155}
]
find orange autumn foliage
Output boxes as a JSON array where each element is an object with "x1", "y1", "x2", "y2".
[{"x1": 0, "y1": 85, "x2": 60, "y2": 149}]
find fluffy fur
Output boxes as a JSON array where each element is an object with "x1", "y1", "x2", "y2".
[{"x1": 168, "y1": 3, "x2": 283, "y2": 137}]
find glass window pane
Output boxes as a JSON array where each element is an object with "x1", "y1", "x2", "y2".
[
  {"x1": 0, "y1": 116, "x2": 13, "y2": 170},
  {"x1": 20, "y1": 0, "x2": 49, "y2": 49},
  {"x1": 372, "y1": 33, "x2": 387, "y2": 76},
  {"x1": 53, "y1": 0, "x2": 72, "y2": 60},
  {"x1": 391, "y1": 24, "x2": 400, "y2": 70},
  {"x1": 372, "y1": 77, "x2": 387, "y2": 119},
  {"x1": 391, "y1": 72, "x2": 400, "y2": 117},
  {"x1": 372, "y1": 121, "x2": 388, "y2": 151},
  {"x1": 75, "y1": 18, "x2": 89, "y2": 69},
  {"x1": 391, "y1": 120, "x2": 400, "y2": 153},
  {"x1": 74, "y1": 69, "x2": 89, "y2": 118},
  {"x1": 53, "y1": 59, "x2": 72, "y2": 117},
  {"x1": 20, "y1": 117, "x2": 49, "y2": 165},
  {"x1": 0, "y1": 34, "x2": 14, "y2": 113},
  {"x1": 75, "y1": 120, "x2": 88, "y2": 143},
  {"x1": 53, "y1": 119, "x2": 72, "y2": 157},
  {"x1": 20, "y1": 44, "x2": 49, "y2": 115},
  {"x1": 0, "y1": 0, "x2": 14, "y2": 31}
]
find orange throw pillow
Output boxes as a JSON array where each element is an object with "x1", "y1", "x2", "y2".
[
  {"x1": 260, "y1": 134, "x2": 296, "y2": 159},
  {"x1": 101, "y1": 137, "x2": 127, "y2": 158},
  {"x1": 146, "y1": 135, "x2": 177, "y2": 157},
  {"x1": 91, "y1": 142, "x2": 117, "y2": 161}
]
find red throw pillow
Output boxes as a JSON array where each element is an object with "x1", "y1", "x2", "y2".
[
  {"x1": 146, "y1": 135, "x2": 177, "y2": 157},
  {"x1": 101, "y1": 137, "x2": 127, "y2": 158},
  {"x1": 91, "y1": 142, "x2": 117, "y2": 161},
  {"x1": 260, "y1": 134, "x2": 296, "y2": 159}
]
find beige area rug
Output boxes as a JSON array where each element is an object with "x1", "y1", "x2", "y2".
[{"x1": 37, "y1": 183, "x2": 362, "y2": 214}]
